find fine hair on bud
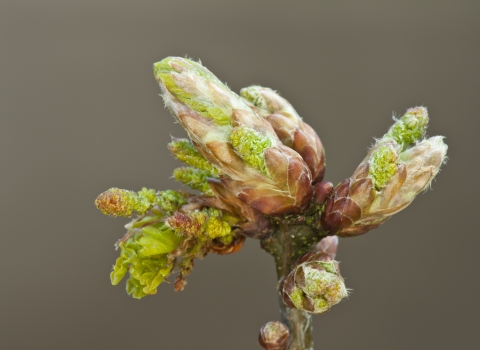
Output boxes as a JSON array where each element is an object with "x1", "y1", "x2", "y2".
[
  {"x1": 154, "y1": 57, "x2": 314, "y2": 215},
  {"x1": 321, "y1": 107, "x2": 447, "y2": 236},
  {"x1": 258, "y1": 321, "x2": 290, "y2": 350}
]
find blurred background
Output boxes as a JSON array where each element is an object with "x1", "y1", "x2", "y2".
[{"x1": 1, "y1": 1, "x2": 479, "y2": 349}]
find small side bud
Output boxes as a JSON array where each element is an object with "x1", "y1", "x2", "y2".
[
  {"x1": 316, "y1": 236, "x2": 339, "y2": 259},
  {"x1": 95, "y1": 187, "x2": 156, "y2": 217},
  {"x1": 258, "y1": 321, "x2": 290, "y2": 350},
  {"x1": 313, "y1": 181, "x2": 334, "y2": 206},
  {"x1": 281, "y1": 252, "x2": 348, "y2": 314}
]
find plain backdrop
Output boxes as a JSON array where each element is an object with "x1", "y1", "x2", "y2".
[{"x1": 1, "y1": 1, "x2": 479, "y2": 349}]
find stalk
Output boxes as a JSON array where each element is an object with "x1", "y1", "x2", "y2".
[{"x1": 262, "y1": 223, "x2": 325, "y2": 350}]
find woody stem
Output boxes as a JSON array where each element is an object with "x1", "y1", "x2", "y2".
[{"x1": 261, "y1": 223, "x2": 323, "y2": 350}]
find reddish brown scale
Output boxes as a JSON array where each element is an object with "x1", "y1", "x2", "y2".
[
  {"x1": 210, "y1": 235, "x2": 245, "y2": 255},
  {"x1": 316, "y1": 236, "x2": 339, "y2": 259},
  {"x1": 258, "y1": 321, "x2": 290, "y2": 350},
  {"x1": 313, "y1": 181, "x2": 334, "y2": 206},
  {"x1": 174, "y1": 276, "x2": 187, "y2": 292},
  {"x1": 337, "y1": 221, "x2": 386, "y2": 237},
  {"x1": 321, "y1": 179, "x2": 364, "y2": 234}
]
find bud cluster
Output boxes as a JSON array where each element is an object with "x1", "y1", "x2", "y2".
[
  {"x1": 154, "y1": 57, "x2": 314, "y2": 215},
  {"x1": 95, "y1": 56, "x2": 448, "y2": 331},
  {"x1": 280, "y1": 252, "x2": 348, "y2": 314},
  {"x1": 321, "y1": 107, "x2": 447, "y2": 236}
]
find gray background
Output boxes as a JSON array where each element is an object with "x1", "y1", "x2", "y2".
[{"x1": 1, "y1": 1, "x2": 479, "y2": 349}]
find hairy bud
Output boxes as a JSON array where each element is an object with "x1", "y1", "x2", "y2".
[
  {"x1": 154, "y1": 57, "x2": 313, "y2": 215},
  {"x1": 382, "y1": 107, "x2": 429, "y2": 151},
  {"x1": 241, "y1": 86, "x2": 325, "y2": 182},
  {"x1": 258, "y1": 321, "x2": 290, "y2": 350},
  {"x1": 280, "y1": 252, "x2": 347, "y2": 314},
  {"x1": 322, "y1": 108, "x2": 447, "y2": 236}
]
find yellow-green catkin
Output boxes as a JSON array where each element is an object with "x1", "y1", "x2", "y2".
[
  {"x1": 166, "y1": 208, "x2": 233, "y2": 241},
  {"x1": 95, "y1": 187, "x2": 156, "y2": 217},
  {"x1": 368, "y1": 145, "x2": 398, "y2": 191},
  {"x1": 166, "y1": 210, "x2": 208, "y2": 238},
  {"x1": 173, "y1": 167, "x2": 214, "y2": 195},
  {"x1": 205, "y1": 209, "x2": 232, "y2": 239},
  {"x1": 230, "y1": 126, "x2": 272, "y2": 175},
  {"x1": 155, "y1": 190, "x2": 187, "y2": 214},
  {"x1": 168, "y1": 138, "x2": 219, "y2": 175}
]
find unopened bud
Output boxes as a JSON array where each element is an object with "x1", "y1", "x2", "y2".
[
  {"x1": 313, "y1": 181, "x2": 333, "y2": 206},
  {"x1": 316, "y1": 235, "x2": 339, "y2": 259},
  {"x1": 155, "y1": 57, "x2": 313, "y2": 215},
  {"x1": 258, "y1": 321, "x2": 290, "y2": 350},
  {"x1": 281, "y1": 252, "x2": 348, "y2": 314},
  {"x1": 241, "y1": 86, "x2": 325, "y2": 182},
  {"x1": 321, "y1": 107, "x2": 447, "y2": 236}
]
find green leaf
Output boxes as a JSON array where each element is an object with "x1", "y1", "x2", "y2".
[{"x1": 139, "y1": 226, "x2": 183, "y2": 255}]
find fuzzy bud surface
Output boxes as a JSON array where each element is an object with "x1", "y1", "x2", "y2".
[
  {"x1": 321, "y1": 108, "x2": 447, "y2": 236},
  {"x1": 154, "y1": 57, "x2": 313, "y2": 215},
  {"x1": 280, "y1": 252, "x2": 348, "y2": 314},
  {"x1": 258, "y1": 321, "x2": 290, "y2": 350},
  {"x1": 240, "y1": 86, "x2": 326, "y2": 182}
]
